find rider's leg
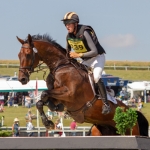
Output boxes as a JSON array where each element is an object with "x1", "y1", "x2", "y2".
[
  {"x1": 93, "y1": 54, "x2": 111, "y2": 114},
  {"x1": 96, "y1": 78, "x2": 111, "y2": 114}
]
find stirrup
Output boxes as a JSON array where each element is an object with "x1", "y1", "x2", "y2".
[
  {"x1": 102, "y1": 104, "x2": 111, "y2": 114},
  {"x1": 96, "y1": 94, "x2": 105, "y2": 100}
]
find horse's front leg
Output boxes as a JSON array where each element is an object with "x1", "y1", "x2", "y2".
[
  {"x1": 41, "y1": 90, "x2": 64, "y2": 112},
  {"x1": 36, "y1": 100, "x2": 54, "y2": 129}
]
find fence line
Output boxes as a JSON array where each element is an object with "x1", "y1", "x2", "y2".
[
  {"x1": 0, "y1": 64, "x2": 150, "y2": 70},
  {"x1": 1, "y1": 126, "x2": 91, "y2": 137},
  {"x1": 1, "y1": 126, "x2": 150, "y2": 137},
  {"x1": 104, "y1": 65, "x2": 150, "y2": 70}
]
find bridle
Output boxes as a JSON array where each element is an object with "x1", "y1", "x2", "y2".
[{"x1": 19, "y1": 44, "x2": 42, "y2": 77}]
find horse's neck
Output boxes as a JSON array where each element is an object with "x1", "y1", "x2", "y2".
[{"x1": 34, "y1": 41, "x2": 67, "y2": 70}]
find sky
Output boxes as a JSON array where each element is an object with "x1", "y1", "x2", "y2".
[{"x1": 0, "y1": 0, "x2": 150, "y2": 61}]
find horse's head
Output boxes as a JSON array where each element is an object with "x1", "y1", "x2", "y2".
[{"x1": 17, "y1": 34, "x2": 40, "y2": 85}]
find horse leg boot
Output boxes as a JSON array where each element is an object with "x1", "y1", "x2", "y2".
[
  {"x1": 36, "y1": 100, "x2": 54, "y2": 129},
  {"x1": 96, "y1": 79, "x2": 111, "y2": 114}
]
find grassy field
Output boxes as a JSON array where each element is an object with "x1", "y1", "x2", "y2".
[
  {"x1": 2, "y1": 105, "x2": 91, "y2": 127},
  {"x1": 0, "y1": 68, "x2": 150, "y2": 81},
  {"x1": 1, "y1": 103, "x2": 150, "y2": 128},
  {"x1": 106, "y1": 70, "x2": 150, "y2": 81},
  {"x1": 1, "y1": 60, "x2": 150, "y2": 66}
]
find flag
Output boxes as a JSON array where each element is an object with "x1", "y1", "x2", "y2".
[{"x1": 35, "y1": 78, "x2": 38, "y2": 98}]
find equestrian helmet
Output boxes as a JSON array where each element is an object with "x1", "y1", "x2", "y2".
[{"x1": 61, "y1": 12, "x2": 79, "y2": 25}]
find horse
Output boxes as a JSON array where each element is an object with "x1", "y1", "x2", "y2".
[
  {"x1": 17, "y1": 34, "x2": 149, "y2": 136},
  {"x1": 87, "y1": 110, "x2": 149, "y2": 136}
]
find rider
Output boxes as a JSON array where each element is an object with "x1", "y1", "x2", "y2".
[{"x1": 61, "y1": 12, "x2": 111, "y2": 114}]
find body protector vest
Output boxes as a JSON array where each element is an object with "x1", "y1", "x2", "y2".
[{"x1": 67, "y1": 25, "x2": 105, "y2": 58}]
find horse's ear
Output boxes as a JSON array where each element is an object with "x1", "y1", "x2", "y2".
[
  {"x1": 16, "y1": 36, "x2": 24, "y2": 45},
  {"x1": 28, "y1": 34, "x2": 33, "y2": 46}
]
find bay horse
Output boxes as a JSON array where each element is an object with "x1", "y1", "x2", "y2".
[{"x1": 17, "y1": 34, "x2": 149, "y2": 136}]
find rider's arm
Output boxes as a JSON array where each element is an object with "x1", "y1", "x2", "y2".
[{"x1": 82, "y1": 30, "x2": 98, "y2": 58}]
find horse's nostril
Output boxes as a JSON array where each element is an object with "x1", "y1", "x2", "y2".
[
  {"x1": 21, "y1": 78, "x2": 26, "y2": 82},
  {"x1": 20, "y1": 78, "x2": 28, "y2": 84}
]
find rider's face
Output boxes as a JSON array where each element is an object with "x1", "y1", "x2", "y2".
[{"x1": 65, "y1": 23, "x2": 76, "y2": 33}]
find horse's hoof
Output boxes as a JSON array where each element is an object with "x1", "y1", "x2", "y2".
[{"x1": 43, "y1": 120, "x2": 55, "y2": 129}]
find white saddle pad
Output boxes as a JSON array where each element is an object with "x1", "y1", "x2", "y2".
[{"x1": 107, "y1": 93, "x2": 117, "y2": 104}]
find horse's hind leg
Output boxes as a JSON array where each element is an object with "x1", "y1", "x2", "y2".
[
  {"x1": 36, "y1": 100, "x2": 54, "y2": 129},
  {"x1": 91, "y1": 125, "x2": 102, "y2": 136},
  {"x1": 87, "y1": 125, "x2": 102, "y2": 136},
  {"x1": 129, "y1": 123, "x2": 140, "y2": 135},
  {"x1": 89, "y1": 125, "x2": 119, "y2": 136}
]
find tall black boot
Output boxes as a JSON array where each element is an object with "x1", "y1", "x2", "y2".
[{"x1": 96, "y1": 79, "x2": 111, "y2": 114}]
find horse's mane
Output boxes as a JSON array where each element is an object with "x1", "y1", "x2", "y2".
[{"x1": 25, "y1": 34, "x2": 67, "y2": 53}]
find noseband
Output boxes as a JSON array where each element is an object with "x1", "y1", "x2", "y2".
[{"x1": 19, "y1": 45, "x2": 36, "y2": 77}]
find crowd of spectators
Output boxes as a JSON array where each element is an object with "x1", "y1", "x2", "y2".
[{"x1": 0, "y1": 92, "x2": 34, "y2": 108}]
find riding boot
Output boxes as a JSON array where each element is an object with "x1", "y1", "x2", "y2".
[{"x1": 96, "y1": 78, "x2": 111, "y2": 114}]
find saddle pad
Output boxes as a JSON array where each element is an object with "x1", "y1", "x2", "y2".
[{"x1": 107, "y1": 93, "x2": 117, "y2": 104}]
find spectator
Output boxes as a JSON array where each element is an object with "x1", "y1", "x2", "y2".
[
  {"x1": 0, "y1": 93, "x2": 5, "y2": 106},
  {"x1": 138, "y1": 96, "x2": 142, "y2": 103},
  {"x1": 7, "y1": 96, "x2": 10, "y2": 107},
  {"x1": 70, "y1": 120, "x2": 77, "y2": 136},
  {"x1": 54, "y1": 119, "x2": 62, "y2": 137},
  {"x1": 25, "y1": 109, "x2": 37, "y2": 120},
  {"x1": 0, "y1": 104, "x2": 4, "y2": 112},
  {"x1": 137, "y1": 97, "x2": 143, "y2": 112},
  {"x1": 25, "y1": 109, "x2": 32, "y2": 120},
  {"x1": 47, "y1": 109, "x2": 53, "y2": 120},
  {"x1": 13, "y1": 95, "x2": 19, "y2": 107},
  {"x1": 26, "y1": 119, "x2": 34, "y2": 137},
  {"x1": 12, "y1": 118, "x2": 20, "y2": 137},
  {"x1": 56, "y1": 119, "x2": 62, "y2": 130},
  {"x1": 25, "y1": 95, "x2": 31, "y2": 108},
  {"x1": 137, "y1": 102, "x2": 142, "y2": 112}
]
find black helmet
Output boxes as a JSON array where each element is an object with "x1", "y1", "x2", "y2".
[{"x1": 61, "y1": 12, "x2": 79, "y2": 25}]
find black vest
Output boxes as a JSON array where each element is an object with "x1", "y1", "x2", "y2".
[{"x1": 67, "y1": 24, "x2": 106, "y2": 55}]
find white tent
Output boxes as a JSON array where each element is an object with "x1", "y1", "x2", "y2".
[
  {"x1": 127, "y1": 81, "x2": 150, "y2": 91},
  {"x1": 127, "y1": 81, "x2": 150, "y2": 103},
  {"x1": 0, "y1": 80, "x2": 48, "y2": 92}
]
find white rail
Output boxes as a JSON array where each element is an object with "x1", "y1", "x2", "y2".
[{"x1": 0, "y1": 64, "x2": 150, "y2": 70}]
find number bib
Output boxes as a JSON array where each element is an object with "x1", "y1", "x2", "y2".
[{"x1": 68, "y1": 38, "x2": 87, "y2": 53}]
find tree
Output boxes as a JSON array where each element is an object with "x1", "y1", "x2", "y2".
[
  {"x1": 113, "y1": 107, "x2": 137, "y2": 135},
  {"x1": 126, "y1": 108, "x2": 137, "y2": 135}
]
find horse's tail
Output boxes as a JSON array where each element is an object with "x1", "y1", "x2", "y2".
[
  {"x1": 86, "y1": 124, "x2": 94, "y2": 136},
  {"x1": 136, "y1": 111, "x2": 149, "y2": 136}
]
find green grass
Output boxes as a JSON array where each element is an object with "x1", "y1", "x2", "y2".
[
  {"x1": 1, "y1": 60, "x2": 150, "y2": 66},
  {"x1": 1, "y1": 103, "x2": 150, "y2": 128},
  {"x1": 0, "y1": 68, "x2": 48, "y2": 80},
  {"x1": 106, "y1": 70, "x2": 150, "y2": 81},
  {"x1": 2, "y1": 105, "x2": 91, "y2": 127},
  {"x1": 140, "y1": 103, "x2": 150, "y2": 123},
  {"x1": 1, "y1": 68, "x2": 150, "y2": 81}
]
